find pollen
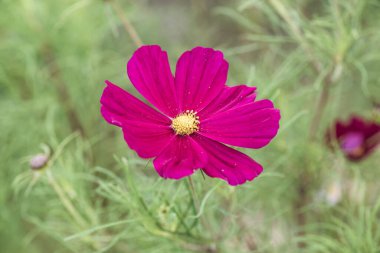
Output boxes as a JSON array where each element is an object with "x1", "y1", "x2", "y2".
[{"x1": 171, "y1": 110, "x2": 200, "y2": 135}]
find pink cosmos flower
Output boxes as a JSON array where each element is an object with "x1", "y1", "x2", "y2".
[
  {"x1": 100, "y1": 45, "x2": 280, "y2": 185},
  {"x1": 327, "y1": 116, "x2": 380, "y2": 161}
]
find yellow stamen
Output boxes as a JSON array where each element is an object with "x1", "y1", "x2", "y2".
[{"x1": 171, "y1": 110, "x2": 200, "y2": 135}]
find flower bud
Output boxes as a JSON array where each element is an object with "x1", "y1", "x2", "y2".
[{"x1": 29, "y1": 154, "x2": 49, "y2": 170}]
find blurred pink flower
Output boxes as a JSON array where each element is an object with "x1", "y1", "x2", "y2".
[
  {"x1": 100, "y1": 45, "x2": 280, "y2": 185},
  {"x1": 327, "y1": 116, "x2": 380, "y2": 161}
]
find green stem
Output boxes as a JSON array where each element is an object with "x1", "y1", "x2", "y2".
[
  {"x1": 187, "y1": 177, "x2": 218, "y2": 253},
  {"x1": 107, "y1": 0, "x2": 143, "y2": 48},
  {"x1": 46, "y1": 170, "x2": 87, "y2": 228}
]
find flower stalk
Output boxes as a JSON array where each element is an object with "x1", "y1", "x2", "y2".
[
  {"x1": 106, "y1": 0, "x2": 142, "y2": 48},
  {"x1": 46, "y1": 170, "x2": 87, "y2": 228},
  {"x1": 186, "y1": 177, "x2": 218, "y2": 253}
]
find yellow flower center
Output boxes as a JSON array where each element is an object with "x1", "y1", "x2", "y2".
[
  {"x1": 171, "y1": 110, "x2": 200, "y2": 135},
  {"x1": 349, "y1": 146, "x2": 365, "y2": 157}
]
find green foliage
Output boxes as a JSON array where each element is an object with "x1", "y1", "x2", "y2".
[
  {"x1": 1, "y1": 0, "x2": 380, "y2": 252},
  {"x1": 303, "y1": 199, "x2": 380, "y2": 252}
]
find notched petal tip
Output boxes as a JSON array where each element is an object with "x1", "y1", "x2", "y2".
[
  {"x1": 104, "y1": 79, "x2": 113, "y2": 86},
  {"x1": 175, "y1": 46, "x2": 229, "y2": 112},
  {"x1": 100, "y1": 80, "x2": 125, "y2": 126},
  {"x1": 186, "y1": 46, "x2": 225, "y2": 56},
  {"x1": 127, "y1": 44, "x2": 178, "y2": 117}
]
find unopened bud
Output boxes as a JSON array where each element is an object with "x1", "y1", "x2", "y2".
[{"x1": 29, "y1": 154, "x2": 49, "y2": 170}]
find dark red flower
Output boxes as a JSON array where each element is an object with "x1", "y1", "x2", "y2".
[{"x1": 328, "y1": 116, "x2": 380, "y2": 161}]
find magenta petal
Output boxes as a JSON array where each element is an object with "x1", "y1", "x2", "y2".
[
  {"x1": 153, "y1": 136, "x2": 207, "y2": 180},
  {"x1": 100, "y1": 80, "x2": 173, "y2": 158},
  {"x1": 198, "y1": 84, "x2": 257, "y2": 118},
  {"x1": 175, "y1": 47, "x2": 228, "y2": 112},
  {"x1": 122, "y1": 123, "x2": 174, "y2": 159},
  {"x1": 200, "y1": 99, "x2": 280, "y2": 149},
  {"x1": 127, "y1": 45, "x2": 178, "y2": 117},
  {"x1": 194, "y1": 135, "x2": 263, "y2": 186}
]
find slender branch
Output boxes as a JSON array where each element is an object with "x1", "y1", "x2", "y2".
[
  {"x1": 107, "y1": 0, "x2": 143, "y2": 48},
  {"x1": 308, "y1": 63, "x2": 341, "y2": 137},
  {"x1": 41, "y1": 44, "x2": 86, "y2": 136},
  {"x1": 187, "y1": 177, "x2": 218, "y2": 253},
  {"x1": 46, "y1": 170, "x2": 104, "y2": 250},
  {"x1": 293, "y1": 174, "x2": 308, "y2": 248},
  {"x1": 46, "y1": 170, "x2": 87, "y2": 228}
]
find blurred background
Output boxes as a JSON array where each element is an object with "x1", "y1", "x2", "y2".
[{"x1": 1, "y1": 0, "x2": 380, "y2": 252}]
